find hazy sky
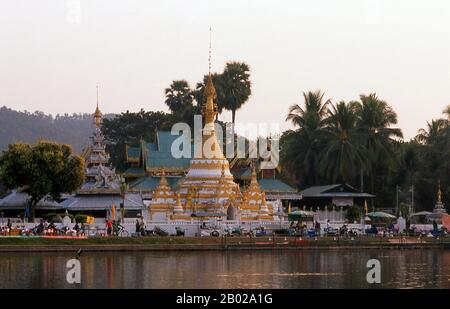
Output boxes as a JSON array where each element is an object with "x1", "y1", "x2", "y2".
[{"x1": 1, "y1": 0, "x2": 450, "y2": 139}]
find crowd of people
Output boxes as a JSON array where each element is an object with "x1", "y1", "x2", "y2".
[{"x1": 0, "y1": 217, "x2": 86, "y2": 236}]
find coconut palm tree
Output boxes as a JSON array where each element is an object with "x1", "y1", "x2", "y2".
[
  {"x1": 282, "y1": 90, "x2": 331, "y2": 186},
  {"x1": 444, "y1": 105, "x2": 450, "y2": 121},
  {"x1": 320, "y1": 101, "x2": 364, "y2": 183},
  {"x1": 353, "y1": 93, "x2": 403, "y2": 198},
  {"x1": 221, "y1": 61, "x2": 251, "y2": 125},
  {"x1": 415, "y1": 119, "x2": 447, "y2": 145}
]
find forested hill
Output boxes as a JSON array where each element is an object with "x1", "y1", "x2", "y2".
[{"x1": 0, "y1": 106, "x2": 101, "y2": 153}]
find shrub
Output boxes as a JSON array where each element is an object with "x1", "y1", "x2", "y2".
[
  {"x1": 346, "y1": 205, "x2": 361, "y2": 223},
  {"x1": 74, "y1": 214, "x2": 87, "y2": 224}
]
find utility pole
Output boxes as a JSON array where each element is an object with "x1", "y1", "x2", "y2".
[
  {"x1": 396, "y1": 185, "x2": 400, "y2": 214},
  {"x1": 360, "y1": 167, "x2": 364, "y2": 192},
  {"x1": 411, "y1": 184, "x2": 415, "y2": 215}
]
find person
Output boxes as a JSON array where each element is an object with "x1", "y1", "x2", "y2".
[
  {"x1": 74, "y1": 223, "x2": 80, "y2": 234},
  {"x1": 433, "y1": 220, "x2": 438, "y2": 232},
  {"x1": 315, "y1": 220, "x2": 321, "y2": 237},
  {"x1": 106, "y1": 219, "x2": 113, "y2": 236},
  {"x1": 7, "y1": 219, "x2": 12, "y2": 230},
  {"x1": 135, "y1": 219, "x2": 140, "y2": 235},
  {"x1": 139, "y1": 217, "x2": 146, "y2": 236}
]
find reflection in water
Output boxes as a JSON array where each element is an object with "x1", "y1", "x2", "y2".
[{"x1": 0, "y1": 250, "x2": 449, "y2": 288}]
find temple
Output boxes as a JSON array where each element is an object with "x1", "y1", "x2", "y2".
[
  {"x1": 61, "y1": 93, "x2": 144, "y2": 218},
  {"x1": 123, "y1": 77, "x2": 300, "y2": 219},
  {"x1": 143, "y1": 74, "x2": 282, "y2": 221}
]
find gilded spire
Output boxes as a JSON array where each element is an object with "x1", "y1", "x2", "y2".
[
  {"x1": 203, "y1": 27, "x2": 217, "y2": 124},
  {"x1": 94, "y1": 85, "x2": 102, "y2": 127},
  {"x1": 437, "y1": 179, "x2": 443, "y2": 204},
  {"x1": 250, "y1": 163, "x2": 258, "y2": 185},
  {"x1": 208, "y1": 26, "x2": 212, "y2": 75},
  {"x1": 159, "y1": 169, "x2": 169, "y2": 187}
]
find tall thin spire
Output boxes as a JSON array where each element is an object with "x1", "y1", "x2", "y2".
[
  {"x1": 94, "y1": 85, "x2": 102, "y2": 127},
  {"x1": 208, "y1": 26, "x2": 212, "y2": 75},
  {"x1": 437, "y1": 179, "x2": 442, "y2": 204}
]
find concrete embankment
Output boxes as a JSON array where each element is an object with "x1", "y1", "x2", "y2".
[{"x1": 0, "y1": 236, "x2": 448, "y2": 252}]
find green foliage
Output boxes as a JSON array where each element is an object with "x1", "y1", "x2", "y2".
[
  {"x1": 346, "y1": 205, "x2": 361, "y2": 222},
  {"x1": 281, "y1": 91, "x2": 403, "y2": 208},
  {"x1": 74, "y1": 214, "x2": 87, "y2": 224},
  {"x1": 282, "y1": 92, "x2": 449, "y2": 212},
  {"x1": 281, "y1": 90, "x2": 331, "y2": 186},
  {"x1": 0, "y1": 140, "x2": 85, "y2": 219},
  {"x1": 194, "y1": 62, "x2": 251, "y2": 124},
  {"x1": 397, "y1": 202, "x2": 410, "y2": 218},
  {"x1": 221, "y1": 62, "x2": 252, "y2": 124},
  {"x1": 164, "y1": 80, "x2": 194, "y2": 115},
  {"x1": 102, "y1": 109, "x2": 174, "y2": 171}
]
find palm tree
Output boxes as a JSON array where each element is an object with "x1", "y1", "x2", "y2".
[
  {"x1": 282, "y1": 90, "x2": 331, "y2": 186},
  {"x1": 221, "y1": 62, "x2": 251, "y2": 125},
  {"x1": 354, "y1": 93, "x2": 403, "y2": 199},
  {"x1": 320, "y1": 101, "x2": 364, "y2": 183},
  {"x1": 164, "y1": 80, "x2": 194, "y2": 115},
  {"x1": 286, "y1": 91, "x2": 330, "y2": 130},
  {"x1": 443, "y1": 105, "x2": 450, "y2": 121},
  {"x1": 415, "y1": 119, "x2": 447, "y2": 145}
]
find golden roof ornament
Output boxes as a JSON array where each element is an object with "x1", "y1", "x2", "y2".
[
  {"x1": 173, "y1": 192, "x2": 184, "y2": 214},
  {"x1": 94, "y1": 85, "x2": 102, "y2": 127},
  {"x1": 203, "y1": 74, "x2": 217, "y2": 124}
]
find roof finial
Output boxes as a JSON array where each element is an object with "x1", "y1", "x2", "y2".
[
  {"x1": 96, "y1": 85, "x2": 99, "y2": 108},
  {"x1": 94, "y1": 85, "x2": 102, "y2": 127},
  {"x1": 208, "y1": 26, "x2": 212, "y2": 76},
  {"x1": 437, "y1": 179, "x2": 443, "y2": 204}
]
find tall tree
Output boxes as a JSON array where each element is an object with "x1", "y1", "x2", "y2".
[
  {"x1": 221, "y1": 61, "x2": 252, "y2": 125},
  {"x1": 164, "y1": 80, "x2": 194, "y2": 115},
  {"x1": 320, "y1": 101, "x2": 364, "y2": 183},
  {"x1": 353, "y1": 93, "x2": 403, "y2": 202},
  {"x1": 282, "y1": 90, "x2": 331, "y2": 186},
  {"x1": 415, "y1": 119, "x2": 447, "y2": 145},
  {"x1": 0, "y1": 141, "x2": 85, "y2": 220},
  {"x1": 444, "y1": 105, "x2": 450, "y2": 121}
]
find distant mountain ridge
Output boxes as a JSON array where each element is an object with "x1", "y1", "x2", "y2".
[{"x1": 0, "y1": 106, "x2": 113, "y2": 153}]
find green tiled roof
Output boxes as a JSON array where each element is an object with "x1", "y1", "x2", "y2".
[
  {"x1": 258, "y1": 179, "x2": 296, "y2": 193},
  {"x1": 144, "y1": 130, "x2": 193, "y2": 169},
  {"x1": 129, "y1": 176, "x2": 181, "y2": 191},
  {"x1": 123, "y1": 167, "x2": 145, "y2": 177},
  {"x1": 125, "y1": 130, "x2": 194, "y2": 170},
  {"x1": 157, "y1": 131, "x2": 186, "y2": 153},
  {"x1": 147, "y1": 152, "x2": 191, "y2": 169},
  {"x1": 146, "y1": 142, "x2": 158, "y2": 151},
  {"x1": 127, "y1": 147, "x2": 140, "y2": 159}
]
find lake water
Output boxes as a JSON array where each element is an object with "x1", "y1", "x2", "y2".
[{"x1": 0, "y1": 249, "x2": 449, "y2": 288}]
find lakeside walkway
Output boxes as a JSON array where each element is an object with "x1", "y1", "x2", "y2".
[{"x1": 0, "y1": 236, "x2": 449, "y2": 252}]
